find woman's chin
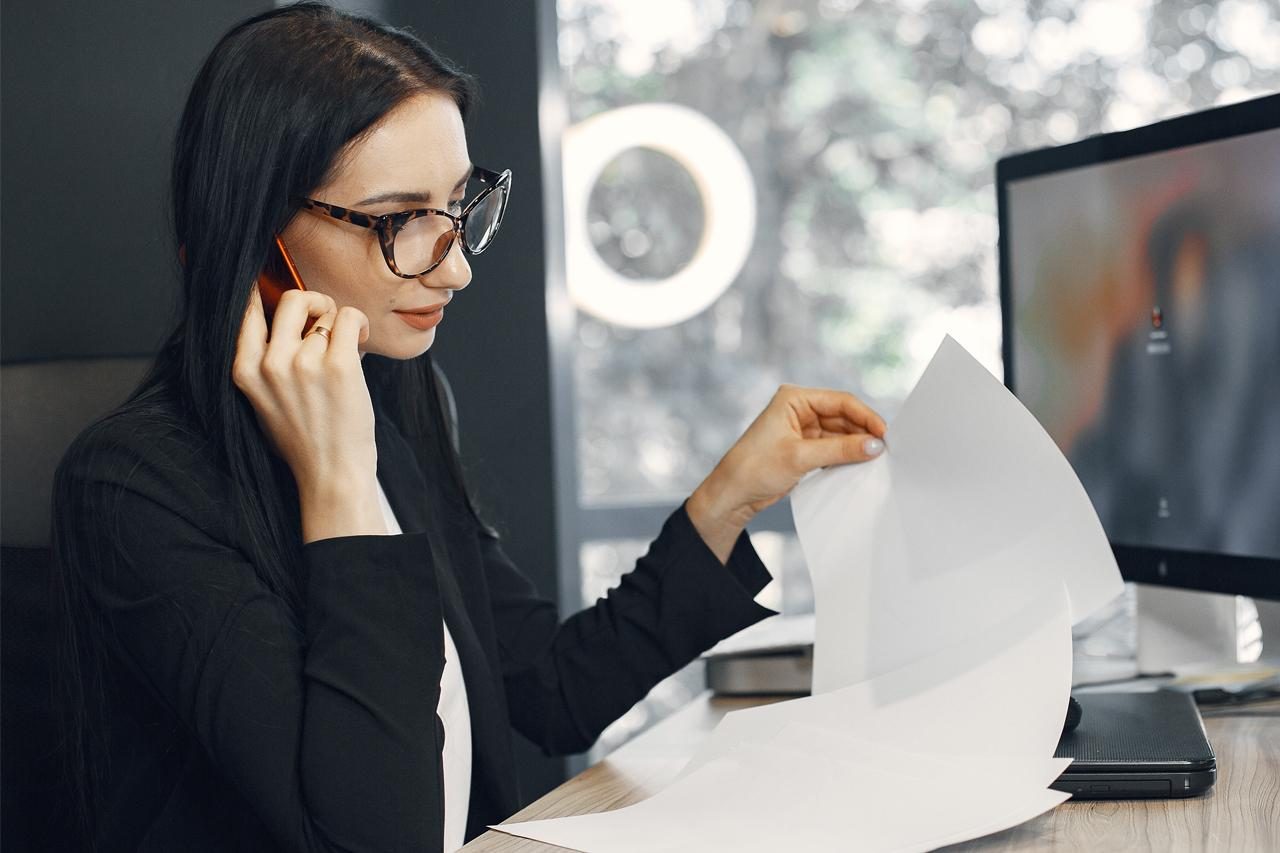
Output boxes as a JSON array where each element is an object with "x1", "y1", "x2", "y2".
[
  {"x1": 408, "y1": 327, "x2": 437, "y2": 356},
  {"x1": 365, "y1": 330, "x2": 436, "y2": 360}
]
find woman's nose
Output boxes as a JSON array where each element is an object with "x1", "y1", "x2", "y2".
[{"x1": 424, "y1": 238, "x2": 472, "y2": 291}]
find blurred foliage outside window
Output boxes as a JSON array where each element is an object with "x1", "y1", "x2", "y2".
[{"x1": 561, "y1": 0, "x2": 1279, "y2": 506}]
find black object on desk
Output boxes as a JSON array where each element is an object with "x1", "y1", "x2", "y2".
[
  {"x1": 1052, "y1": 690, "x2": 1216, "y2": 799},
  {"x1": 1062, "y1": 695, "x2": 1083, "y2": 734}
]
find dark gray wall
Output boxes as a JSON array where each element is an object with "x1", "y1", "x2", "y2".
[
  {"x1": 1, "y1": 0, "x2": 268, "y2": 361},
  {"x1": 3, "y1": 0, "x2": 568, "y2": 805},
  {"x1": 384, "y1": 0, "x2": 570, "y2": 802}
]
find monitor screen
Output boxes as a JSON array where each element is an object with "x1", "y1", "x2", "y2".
[{"x1": 998, "y1": 96, "x2": 1280, "y2": 598}]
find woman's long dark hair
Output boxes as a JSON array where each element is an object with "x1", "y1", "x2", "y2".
[{"x1": 50, "y1": 4, "x2": 489, "y2": 846}]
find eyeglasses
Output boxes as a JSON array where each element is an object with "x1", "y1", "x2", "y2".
[{"x1": 298, "y1": 166, "x2": 511, "y2": 278}]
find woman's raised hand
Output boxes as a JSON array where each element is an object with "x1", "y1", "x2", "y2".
[
  {"x1": 686, "y1": 384, "x2": 888, "y2": 562},
  {"x1": 233, "y1": 284, "x2": 386, "y2": 541}
]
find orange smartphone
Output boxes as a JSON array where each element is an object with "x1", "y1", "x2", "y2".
[
  {"x1": 258, "y1": 236, "x2": 324, "y2": 336},
  {"x1": 258, "y1": 235, "x2": 307, "y2": 322}
]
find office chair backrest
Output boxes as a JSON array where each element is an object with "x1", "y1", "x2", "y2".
[
  {"x1": 1, "y1": 356, "x2": 153, "y2": 852},
  {"x1": 2, "y1": 358, "x2": 155, "y2": 548}
]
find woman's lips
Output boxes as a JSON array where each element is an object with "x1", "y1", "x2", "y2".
[{"x1": 395, "y1": 305, "x2": 444, "y2": 331}]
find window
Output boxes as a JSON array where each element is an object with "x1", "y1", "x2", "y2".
[{"x1": 551, "y1": 0, "x2": 1280, "y2": 760}]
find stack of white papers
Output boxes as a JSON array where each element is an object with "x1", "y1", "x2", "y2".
[{"x1": 493, "y1": 336, "x2": 1123, "y2": 852}]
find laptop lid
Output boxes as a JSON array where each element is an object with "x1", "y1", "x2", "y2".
[{"x1": 1054, "y1": 690, "x2": 1215, "y2": 798}]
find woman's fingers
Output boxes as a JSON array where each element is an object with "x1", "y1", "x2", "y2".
[
  {"x1": 808, "y1": 413, "x2": 878, "y2": 437},
  {"x1": 327, "y1": 305, "x2": 370, "y2": 358},
  {"x1": 299, "y1": 308, "x2": 339, "y2": 352},
  {"x1": 794, "y1": 432, "x2": 886, "y2": 471},
  {"x1": 779, "y1": 385, "x2": 888, "y2": 470},
  {"x1": 269, "y1": 288, "x2": 337, "y2": 343},
  {"x1": 787, "y1": 386, "x2": 888, "y2": 437}
]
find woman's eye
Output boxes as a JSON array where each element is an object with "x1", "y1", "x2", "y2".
[{"x1": 448, "y1": 199, "x2": 464, "y2": 216}]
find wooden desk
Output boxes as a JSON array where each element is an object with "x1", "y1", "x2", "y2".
[{"x1": 463, "y1": 692, "x2": 1280, "y2": 852}]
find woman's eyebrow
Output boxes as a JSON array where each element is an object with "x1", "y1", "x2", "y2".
[{"x1": 356, "y1": 165, "x2": 474, "y2": 207}]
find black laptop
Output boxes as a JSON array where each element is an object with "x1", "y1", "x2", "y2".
[{"x1": 1052, "y1": 690, "x2": 1216, "y2": 799}]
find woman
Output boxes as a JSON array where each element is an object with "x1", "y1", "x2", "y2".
[{"x1": 51, "y1": 4, "x2": 887, "y2": 851}]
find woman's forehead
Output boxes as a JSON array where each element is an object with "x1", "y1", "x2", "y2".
[{"x1": 328, "y1": 92, "x2": 470, "y2": 201}]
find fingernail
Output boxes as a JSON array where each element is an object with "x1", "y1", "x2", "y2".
[{"x1": 863, "y1": 437, "x2": 884, "y2": 457}]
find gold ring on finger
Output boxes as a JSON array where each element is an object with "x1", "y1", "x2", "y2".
[{"x1": 306, "y1": 325, "x2": 332, "y2": 341}]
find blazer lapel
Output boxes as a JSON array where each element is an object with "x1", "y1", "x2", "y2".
[
  {"x1": 373, "y1": 413, "x2": 511, "y2": 831},
  {"x1": 374, "y1": 416, "x2": 431, "y2": 534}
]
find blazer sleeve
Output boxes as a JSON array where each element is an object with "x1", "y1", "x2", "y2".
[
  {"x1": 483, "y1": 500, "x2": 778, "y2": 755},
  {"x1": 57, "y1": 427, "x2": 451, "y2": 853}
]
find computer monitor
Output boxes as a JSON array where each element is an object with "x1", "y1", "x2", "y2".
[{"x1": 997, "y1": 93, "x2": 1280, "y2": 602}]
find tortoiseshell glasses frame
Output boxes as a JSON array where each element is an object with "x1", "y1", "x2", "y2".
[{"x1": 298, "y1": 166, "x2": 511, "y2": 278}]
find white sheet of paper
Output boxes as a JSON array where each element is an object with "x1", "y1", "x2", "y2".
[
  {"x1": 792, "y1": 335, "x2": 1123, "y2": 693},
  {"x1": 761, "y1": 722, "x2": 1073, "y2": 790},
  {"x1": 703, "y1": 612, "x2": 814, "y2": 659},
  {"x1": 679, "y1": 581, "x2": 1073, "y2": 778},
  {"x1": 495, "y1": 746, "x2": 1067, "y2": 853},
  {"x1": 494, "y1": 737, "x2": 1069, "y2": 853},
  {"x1": 494, "y1": 584, "x2": 1075, "y2": 852}
]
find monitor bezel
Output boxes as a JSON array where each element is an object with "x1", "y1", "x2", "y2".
[{"x1": 996, "y1": 92, "x2": 1280, "y2": 602}]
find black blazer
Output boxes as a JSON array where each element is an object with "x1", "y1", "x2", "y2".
[{"x1": 55, "y1": 386, "x2": 777, "y2": 852}]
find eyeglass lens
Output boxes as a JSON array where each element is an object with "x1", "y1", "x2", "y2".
[{"x1": 390, "y1": 175, "x2": 509, "y2": 275}]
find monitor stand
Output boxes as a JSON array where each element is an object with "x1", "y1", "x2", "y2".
[{"x1": 1134, "y1": 584, "x2": 1257, "y2": 673}]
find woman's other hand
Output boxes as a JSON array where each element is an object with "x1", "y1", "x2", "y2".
[
  {"x1": 233, "y1": 283, "x2": 386, "y2": 541},
  {"x1": 687, "y1": 384, "x2": 888, "y2": 562}
]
